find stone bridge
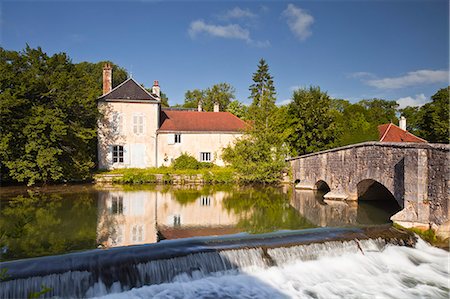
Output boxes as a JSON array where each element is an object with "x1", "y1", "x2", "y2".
[{"x1": 288, "y1": 142, "x2": 449, "y2": 238}]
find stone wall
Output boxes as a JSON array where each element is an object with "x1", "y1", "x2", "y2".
[{"x1": 289, "y1": 142, "x2": 449, "y2": 238}]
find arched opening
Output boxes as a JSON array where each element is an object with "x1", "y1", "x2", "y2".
[
  {"x1": 356, "y1": 179, "x2": 401, "y2": 225},
  {"x1": 315, "y1": 180, "x2": 331, "y2": 192}
]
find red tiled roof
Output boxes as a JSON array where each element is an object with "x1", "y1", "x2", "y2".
[
  {"x1": 159, "y1": 110, "x2": 247, "y2": 132},
  {"x1": 378, "y1": 123, "x2": 427, "y2": 143}
]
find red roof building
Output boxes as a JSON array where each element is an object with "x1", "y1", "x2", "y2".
[
  {"x1": 378, "y1": 123, "x2": 427, "y2": 143},
  {"x1": 159, "y1": 110, "x2": 247, "y2": 133}
]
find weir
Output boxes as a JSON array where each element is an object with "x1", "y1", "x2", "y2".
[{"x1": 0, "y1": 227, "x2": 415, "y2": 299}]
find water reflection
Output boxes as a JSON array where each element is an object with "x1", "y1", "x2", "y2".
[{"x1": 0, "y1": 185, "x2": 398, "y2": 261}]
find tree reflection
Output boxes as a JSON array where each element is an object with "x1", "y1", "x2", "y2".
[
  {"x1": 0, "y1": 191, "x2": 97, "y2": 261},
  {"x1": 223, "y1": 187, "x2": 315, "y2": 234}
]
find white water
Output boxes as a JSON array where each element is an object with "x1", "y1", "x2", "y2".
[{"x1": 94, "y1": 239, "x2": 449, "y2": 299}]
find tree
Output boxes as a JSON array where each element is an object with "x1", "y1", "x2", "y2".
[
  {"x1": 0, "y1": 46, "x2": 128, "y2": 185},
  {"x1": 160, "y1": 92, "x2": 169, "y2": 107},
  {"x1": 416, "y1": 87, "x2": 449, "y2": 143},
  {"x1": 222, "y1": 59, "x2": 286, "y2": 183},
  {"x1": 283, "y1": 87, "x2": 340, "y2": 156},
  {"x1": 183, "y1": 83, "x2": 235, "y2": 111},
  {"x1": 226, "y1": 100, "x2": 248, "y2": 119},
  {"x1": 248, "y1": 58, "x2": 277, "y2": 132}
]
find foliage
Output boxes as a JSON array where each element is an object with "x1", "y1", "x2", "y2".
[
  {"x1": 223, "y1": 187, "x2": 315, "y2": 234},
  {"x1": 28, "y1": 285, "x2": 52, "y2": 299},
  {"x1": 105, "y1": 166, "x2": 236, "y2": 184},
  {"x1": 183, "y1": 83, "x2": 235, "y2": 111},
  {"x1": 0, "y1": 191, "x2": 97, "y2": 261},
  {"x1": 223, "y1": 59, "x2": 287, "y2": 183},
  {"x1": 416, "y1": 87, "x2": 449, "y2": 143},
  {"x1": 226, "y1": 100, "x2": 249, "y2": 119},
  {"x1": 173, "y1": 153, "x2": 203, "y2": 170},
  {"x1": 282, "y1": 86, "x2": 340, "y2": 155},
  {"x1": 248, "y1": 58, "x2": 277, "y2": 132},
  {"x1": 0, "y1": 46, "x2": 127, "y2": 185}
]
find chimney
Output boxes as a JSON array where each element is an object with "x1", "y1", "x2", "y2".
[
  {"x1": 198, "y1": 101, "x2": 202, "y2": 112},
  {"x1": 152, "y1": 80, "x2": 161, "y2": 98},
  {"x1": 102, "y1": 63, "x2": 112, "y2": 95},
  {"x1": 213, "y1": 102, "x2": 220, "y2": 112},
  {"x1": 399, "y1": 116, "x2": 407, "y2": 131}
]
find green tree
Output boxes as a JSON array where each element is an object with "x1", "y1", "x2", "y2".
[
  {"x1": 248, "y1": 58, "x2": 277, "y2": 132},
  {"x1": 283, "y1": 86, "x2": 340, "y2": 155},
  {"x1": 222, "y1": 59, "x2": 286, "y2": 183},
  {"x1": 226, "y1": 100, "x2": 248, "y2": 119},
  {"x1": 416, "y1": 87, "x2": 449, "y2": 143},
  {"x1": 183, "y1": 83, "x2": 235, "y2": 111},
  {"x1": 0, "y1": 46, "x2": 127, "y2": 185}
]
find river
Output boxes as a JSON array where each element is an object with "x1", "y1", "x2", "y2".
[{"x1": 0, "y1": 184, "x2": 448, "y2": 298}]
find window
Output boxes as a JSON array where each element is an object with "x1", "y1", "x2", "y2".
[
  {"x1": 173, "y1": 215, "x2": 181, "y2": 226},
  {"x1": 200, "y1": 196, "x2": 211, "y2": 206},
  {"x1": 111, "y1": 195, "x2": 123, "y2": 214},
  {"x1": 175, "y1": 134, "x2": 181, "y2": 143},
  {"x1": 132, "y1": 225, "x2": 144, "y2": 242},
  {"x1": 200, "y1": 152, "x2": 211, "y2": 162},
  {"x1": 112, "y1": 145, "x2": 124, "y2": 163},
  {"x1": 133, "y1": 114, "x2": 144, "y2": 135},
  {"x1": 112, "y1": 112, "x2": 122, "y2": 135}
]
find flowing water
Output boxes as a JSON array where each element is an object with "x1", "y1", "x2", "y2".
[{"x1": 1, "y1": 184, "x2": 446, "y2": 298}]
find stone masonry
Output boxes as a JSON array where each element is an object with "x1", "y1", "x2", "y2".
[{"x1": 288, "y1": 142, "x2": 449, "y2": 239}]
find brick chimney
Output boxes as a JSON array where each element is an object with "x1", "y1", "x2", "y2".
[
  {"x1": 102, "y1": 63, "x2": 112, "y2": 95},
  {"x1": 213, "y1": 102, "x2": 220, "y2": 112},
  {"x1": 399, "y1": 116, "x2": 407, "y2": 131},
  {"x1": 152, "y1": 80, "x2": 161, "y2": 98}
]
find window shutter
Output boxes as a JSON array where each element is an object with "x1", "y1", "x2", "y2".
[
  {"x1": 168, "y1": 134, "x2": 175, "y2": 145},
  {"x1": 106, "y1": 145, "x2": 113, "y2": 165},
  {"x1": 123, "y1": 144, "x2": 130, "y2": 165}
]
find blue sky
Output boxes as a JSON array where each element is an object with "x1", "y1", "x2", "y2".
[{"x1": 1, "y1": 0, "x2": 448, "y2": 108}]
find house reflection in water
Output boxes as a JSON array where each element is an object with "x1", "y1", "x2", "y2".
[{"x1": 96, "y1": 189, "x2": 241, "y2": 248}]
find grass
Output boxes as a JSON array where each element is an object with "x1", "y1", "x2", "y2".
[
  {"x1": 97, "y1": 166, "x2": 237, "y2": 184},
  {"x1": 393, "y1": 223, "x2": 448, "y2": 249}
]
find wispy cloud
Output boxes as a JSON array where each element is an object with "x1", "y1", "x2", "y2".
[
  {"x1": 188, "y1": 20, "x2": 270, "y2": 48},
  {"x1": 282, "y1": 4, "x2": 314, "y2": 41},
  {"x1": 397, "y1": 94, "x2": 429, "y2": 109},
  {"x1": 347, "y1": 72, "x2": 376, "y2": 79},
  {"x1": 189, "y1": 20, "x2": 250, "y2": 40},
  {"x1": 220, "y1": 7, "x2": 256, "y2": 20},
  {"x1": 366, "y1": 69, "x2": 448, "y2": 89}
]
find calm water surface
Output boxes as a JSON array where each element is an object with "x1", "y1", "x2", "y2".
[{"x1": 0, "y1": 184, "x2": 400, "y2": 261}]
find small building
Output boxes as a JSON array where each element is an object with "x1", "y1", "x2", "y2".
[
  {"x1": 97, "y1": 64, "x2": 246, "y2": 169},
  {"x1": 378, "y1": 117, "x2": 427, "y2": 143}
]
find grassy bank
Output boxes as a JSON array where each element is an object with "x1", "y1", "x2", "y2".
[
  {"x1": 393, "y1": 223, "x2": 449, "y2": 250},
  {"x1": 98, "y1": 166, "x2": 236, "y2": 184}
]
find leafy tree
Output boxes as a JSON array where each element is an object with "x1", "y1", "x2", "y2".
[
  {"x1": 0, "y1": 46, "x2": 127, "y2": 185},
  {"x1": 183, "y1": 83, "x2": 235, "y2": 111},
  {"x1": 358, "y1": 98, "x2": 398, "y2": 125},
  {"x1": 226, "y1": 100, "x2": 248, "y2": 119},
  {"x1": 160, "y1": 92, "x2": 169, "y2": 107},
  {"x1": 416, "y1": 87, "x2": 449, "y2": 143},
  {"x1": 222, "y1": 59, "x2": 286, "y2": 183},
  {"x1": 398, "y1": 106, "x2": 421, "y2": 134},
  {"x1": 283, "y1": 86, "x2": 340, "y2": 155}
]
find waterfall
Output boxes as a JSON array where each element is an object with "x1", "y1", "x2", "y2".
[{"x1": 0, "y1": 227, "x2": 417, "y2": 299}]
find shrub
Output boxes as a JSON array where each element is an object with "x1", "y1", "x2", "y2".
[{"x1": 172, "y1": 153, "x2": 201, "y2": 170}]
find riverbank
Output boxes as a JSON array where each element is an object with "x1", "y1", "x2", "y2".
[{"x1": 94, "y1": 166, "x2": 237, "y2": 185}]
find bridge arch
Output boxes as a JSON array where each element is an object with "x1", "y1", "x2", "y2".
[
  {"x1": 356, "y1": 179, "x2": 403, "y2": 207},
  {"x1": 315, "y1": 180, "x2": 331, "y2": 192}
]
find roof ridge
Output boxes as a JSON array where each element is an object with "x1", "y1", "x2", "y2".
[{"x1": 379, "y1": 123, "x2": 392, "y2": 142}]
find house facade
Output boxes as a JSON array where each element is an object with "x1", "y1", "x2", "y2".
[{"x1": 97, "y1": 64, "x2": 246, "y2": 169}]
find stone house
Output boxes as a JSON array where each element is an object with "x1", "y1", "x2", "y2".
[{"x1": 97, "y1": 64, "x2": 246, "y2": 169}]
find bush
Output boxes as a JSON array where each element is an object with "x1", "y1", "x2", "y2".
[{"x1": 172, "y1": 153, "x2": 201, "y2": 170}]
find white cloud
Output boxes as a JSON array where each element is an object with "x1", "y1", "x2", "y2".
[
  {"x1": 282, "y1": 4, "x2": 314, "y2": 41},
  {"x1": 278, "y1": 99, "x2": 292, "y2": 106},
  {"x1": 347, "y1": 72, "x2": 376, "y2": 79},
  {"x1": 189, "y1": 20, "x2": 250, "y2": 41},
  {"x1": 366, "y1": 69, "x2": 448, "y2": 89},
  {"x1": 188, "y1": 20, "x2": 270, "y2": 48},
  {"x1": 397, "y1": 93, "x2": 429, "y2": 109},
  {"x1": 221, "y1": 7, "x2": 256, "y2": 20}
]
